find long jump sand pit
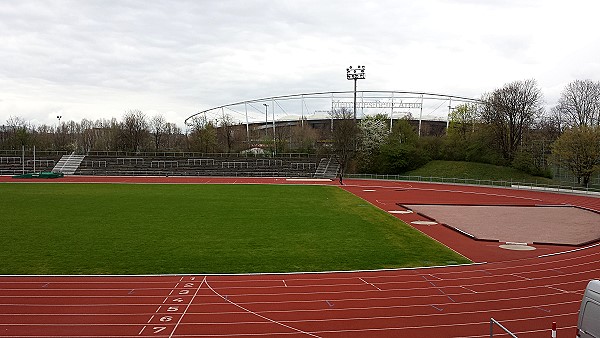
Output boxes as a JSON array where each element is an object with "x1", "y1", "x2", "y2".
[{"x1": 404, "y1": 204, "x2": 600, "y2": 246}]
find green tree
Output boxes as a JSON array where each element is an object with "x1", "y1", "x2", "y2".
[
  {"x1": 551, "y1": 126, "x2": 600, "y2": 187},
  {"x1": 357, "y1": 114, "x2": 389, "y2": 171},
  {"x1": 448, "y1": 103, "x2": 479, "y2": 140},
  {"x1": 370, "y1": 118, "x2": 428, "y2": 174},
  {"x1": 188, "y1": 114, "x2": 217, "y2": 153}
]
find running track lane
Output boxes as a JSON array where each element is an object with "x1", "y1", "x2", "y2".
[{"x1": 1, "y1": 176, "x2": 599, "y2": 337}]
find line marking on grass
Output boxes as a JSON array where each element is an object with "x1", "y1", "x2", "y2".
[{"x1": 205, "y1": 278, "x2": 322, "y2": 337}]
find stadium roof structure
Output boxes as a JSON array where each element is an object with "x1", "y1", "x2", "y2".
[{"x1": 185, "y1": 90, "x2": 483, "y2": 127}]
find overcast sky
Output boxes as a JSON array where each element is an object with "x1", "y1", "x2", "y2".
[{"x1": 1, "y1": 0, "x2": 599, "y2": 129}]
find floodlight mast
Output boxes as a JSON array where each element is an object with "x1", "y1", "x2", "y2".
[{"x1": 346, "y1": 65, "x2": 365, "y2": 121}]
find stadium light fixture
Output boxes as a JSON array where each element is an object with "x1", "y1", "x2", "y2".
[{"x1": 346, "y1": 65, "x2": 365, "y2": 121}]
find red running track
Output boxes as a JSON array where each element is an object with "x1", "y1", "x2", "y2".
[{"x1": 1, "y1": 176, "x2": 599, "y2": 337}]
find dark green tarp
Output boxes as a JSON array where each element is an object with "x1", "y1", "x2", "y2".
[{"x1": 12, "y1": 172, "x2": 64, "y2": 179}]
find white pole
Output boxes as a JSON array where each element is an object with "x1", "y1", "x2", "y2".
[
  {"x1": 301, "y1": 94, "x2": 304, "y2": 128},
  {"x1": 244, "y1": 102, "x2": 249, "y2": 143},
  {"x1": 447, "y1": 97, "x2": 452, "y2": 130},
  {"x1": 22, "y1": 145, "x2": 25, "y2": 174},
  {"x1": 272, "y1": 98, "x2": 276, "y2": 154},
  {"x1": 330, "y1": 93, "x2": 334, "y2": 133},
  {"x1": 418, "y1": 94, "x2": 424, "y2": 137},
  {"x1": 390, "y1": 92, "x2": 394, "y2": 132},
  {"x1": 33, "y1": 145, "x2": 36, "y2": 173}
]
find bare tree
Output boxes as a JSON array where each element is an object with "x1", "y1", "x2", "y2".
[
  {"x1": 481, "y1": 79, "x2": 544, "y2": 162},
  {"x1": 289, "y1": 122, "x2": 318, "y2": 152},
  {"x1": 78, "y1": 119, "x2": 96, "y2": 153},
  {"x1": 149, "y1": 114, "x2": 167, "y2": 151},
  {"x1": 6, "y1": 116, "x2": 31, "y2": 149},
  {"x1": 331, "y1": 108, "x2": 360, "y2": 184},
  {"x1": 163, "y1": 122, "x2": 182, "y2": 150},
  {"x1": 554, "y1": 79, "x2": 600, "y2": 128},
  {"x1": 217, "y1": 112, "x2": 237, "y2": 153},
  {"x1": 120, "y1": 110, "x2": 149, "y2": 152}
]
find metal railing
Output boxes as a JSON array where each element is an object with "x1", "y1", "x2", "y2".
[
  {"x1": 82, "y1": 151, "x2": 316, "y2": 158},
  {"x1": 347, "y1": 173, "x2": 600, "y2": 195}
]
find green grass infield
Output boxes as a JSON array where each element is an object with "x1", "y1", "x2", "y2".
[{"x1": 0, "y1": 183, "x2": 470, "y2": 274}]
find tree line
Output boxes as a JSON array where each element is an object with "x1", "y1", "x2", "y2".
[
  {"x1": 2, "y1": 79, "x2": 600, "y2": 186},
  {"x1": 337, "y1": 79, "x2": 600, "y2": 187}
]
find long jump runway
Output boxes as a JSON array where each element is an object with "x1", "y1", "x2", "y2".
[{"x1": 1, "y1": 176, "x2": 599, "y2": 337}]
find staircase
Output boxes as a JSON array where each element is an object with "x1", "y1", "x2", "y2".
[
  {"x1": 313, "y1": 157, "x2": 340, "y2": 179},
  {"x1": 52, "y1": 154, "x2": 85, "y2": 175}
]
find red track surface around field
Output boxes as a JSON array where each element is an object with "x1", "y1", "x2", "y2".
[{"x1": 1, "y1": 176, "x2": 599, "y2": 337}]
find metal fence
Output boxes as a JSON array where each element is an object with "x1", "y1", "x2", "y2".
[{"x1": 347, "y1": 173, "x2": 600, "y2": 195}]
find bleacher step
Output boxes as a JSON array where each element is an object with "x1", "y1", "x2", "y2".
[{"x1": 53, "y1": 154, "x2": 85, "y2": 175}]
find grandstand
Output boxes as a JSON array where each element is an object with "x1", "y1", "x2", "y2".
[{"x1": 0, "y1": 150, "x2": 332, "y2": 178}]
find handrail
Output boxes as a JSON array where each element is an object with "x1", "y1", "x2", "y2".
[{"x1": 346, "y1": 173, "x2": 600, "y2": 195}]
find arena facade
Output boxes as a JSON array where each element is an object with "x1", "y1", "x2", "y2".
[{"x1": 185, "y1": 90, "x2": 482, "y2": 140}]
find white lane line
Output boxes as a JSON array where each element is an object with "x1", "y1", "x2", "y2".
[
  {"x1": 510, "y1": 273, "x2": 532, "y2": 281},
  {"x1": 359, "y1": 277, "x2": 382, "y2": 291},
  {"x1": 205, "y1": 278, "x2": 322, "y2": 337},
  {"x1": 460, "y1": 285, "x2": 478, "y2": 294},
  {"x1": 169, "y1": 276, "x2": 206, "y2": 338},
  {"x1": 546, "y1": 285, "x2": 571, "y2": 294}
]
